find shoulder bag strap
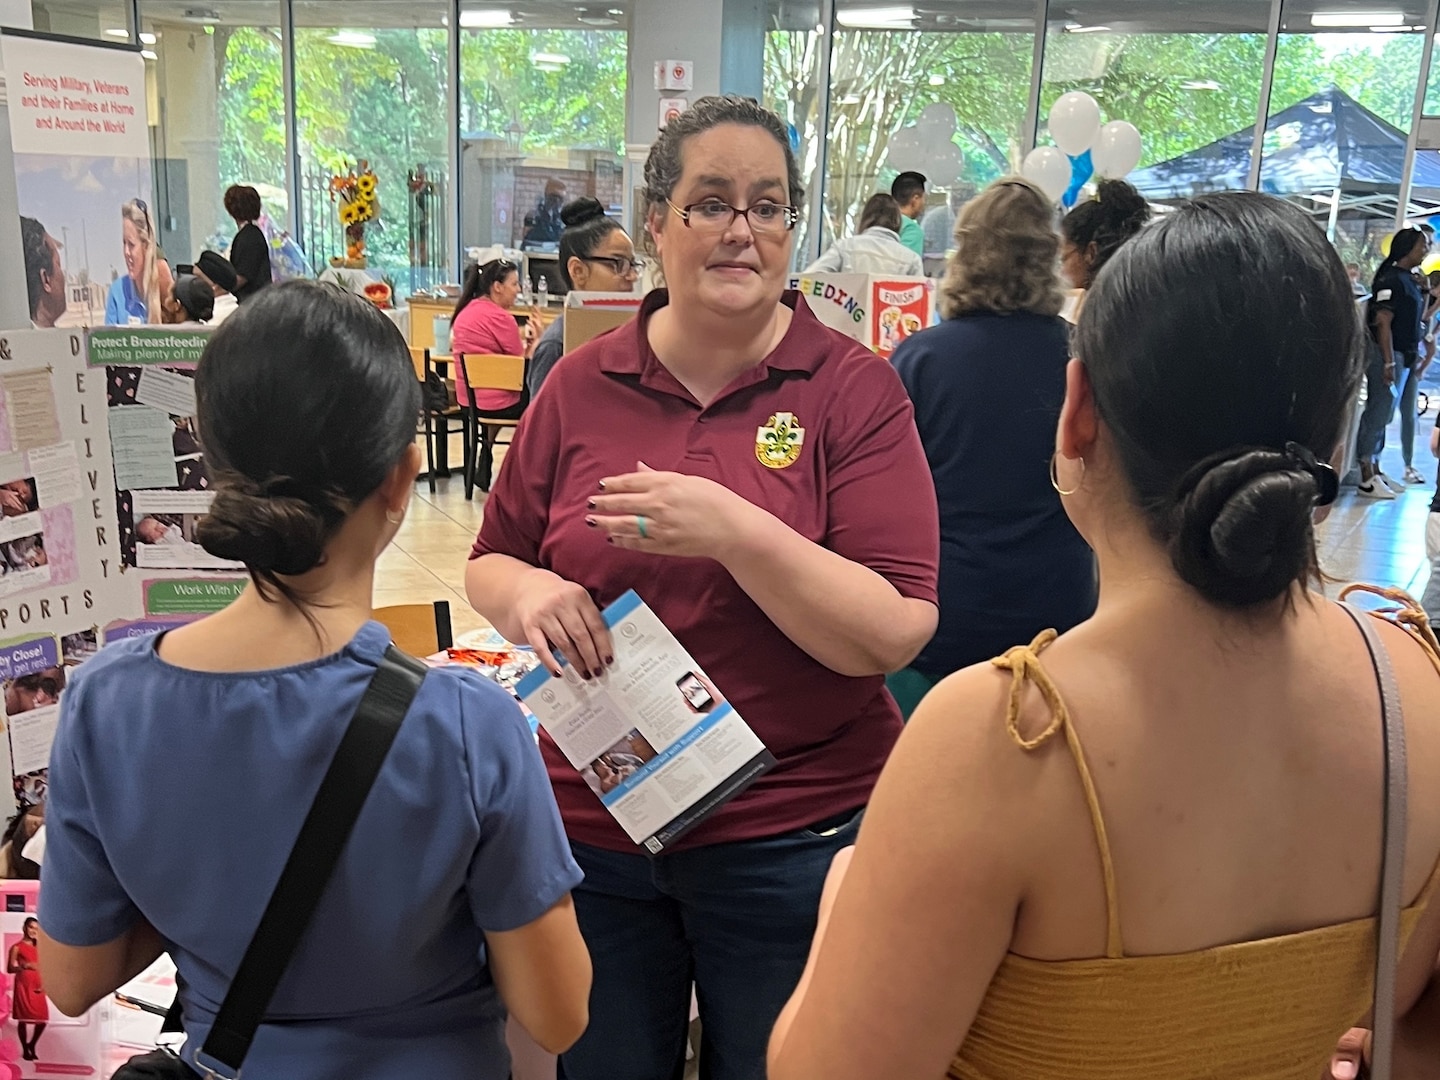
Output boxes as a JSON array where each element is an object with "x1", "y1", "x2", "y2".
[
  {"x1": 1339, "y1": 602, "x2": 1407, "y2": 1080},
  {"x1": 195, "y1": 644, "x2": 428, "y2": 1078}
]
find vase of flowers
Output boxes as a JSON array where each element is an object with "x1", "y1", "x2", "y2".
[{"x1": 329, "y1": 161, "x2": 378, "y2": 269}]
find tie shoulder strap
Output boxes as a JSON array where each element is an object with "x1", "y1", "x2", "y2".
[{"x1": 1336, "y1": 599, "x2": 1407, "y2": 1080}]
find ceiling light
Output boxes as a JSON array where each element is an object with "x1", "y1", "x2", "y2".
[
  {"x1": 608, "y1": 7, "x2": 624, "y2": 13},
  {"x1": 141, "y1": 49, "x2": 157, "y2": 60},
  {"x1": 1311, "y1": 10, "x2": 1405, "y2": 26},
  {"x1": 104, "y1": 28, "x2": 129, "y2": 37},
  {"x1": 835, "y1": 6, "x2": 914, "y2": 28},
  {"x1": 1181, "y1": 79, "x2": 1220, "y2": 91},
  {"x1": 577, "y1": 13, "x2": 618, "y2": 24},
  {"x1": 460, "y1": 9, "x2": 513, "y2": 27},
  {"x1": 140, "y1": 32, "x2": 157, "y2": 44},
  {"x1": 1066, "y1": 24, "x2": 1111, "y2": 33},
  {"x1": 928, "y1": 74, "x2": 945, "y2": 85},
  {"x1": 326, "y1": 30, "x2": 376, "y2": 47}
]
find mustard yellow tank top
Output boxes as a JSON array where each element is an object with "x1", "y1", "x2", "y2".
[{"x1": 950, "y1": 594, "x2": 1440, "y2": 1080}]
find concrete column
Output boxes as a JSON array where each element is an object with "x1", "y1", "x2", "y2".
[
  {"x1": 151, "y1": 21, "x2": 222, "y2": 258},
  {"x1": 0, "y1": 1, "x2": 32, "y2": 30},
  {"x1": 625, "y1": 0, "x2": 724, "y2": 147},
  {"x1": 720, "y1": 0, "x2": 765, "y2": 101}
]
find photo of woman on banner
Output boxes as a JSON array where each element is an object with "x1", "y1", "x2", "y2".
[{"x1": 105, "y1": 199, "x2": 172, "y2": 326}]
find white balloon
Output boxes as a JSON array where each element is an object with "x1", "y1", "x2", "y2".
[
  {"x1": 1048, "y1": 91, "x2": 1102, "y2": 156},
  {"x1": 1022, "y1": 146, "x2": 1070, "y2": 203},
  {"x1": 1092, "y1": 120, "x2": 1142, "y2": 179},
  {"x1": 929, "y1": 143, "x2": 965, "y2": 188},
  {"x1": 916, "y1": 102, "x2": 957, "y2": 140}
]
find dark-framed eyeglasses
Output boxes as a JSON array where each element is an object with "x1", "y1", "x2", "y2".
[
  {"x1": 581, "y1": 255, "x2": 646, "y2": 276},
  {"x1": 667, "y1": 198, "x2": 799, "y2": 234}
]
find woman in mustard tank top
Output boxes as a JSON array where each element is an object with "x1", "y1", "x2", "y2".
[{"x1": 768, "y1": 193, "x2": 1440, "y2": 1080}]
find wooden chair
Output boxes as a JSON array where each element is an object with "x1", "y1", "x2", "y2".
[
  {"x1": 457, "y1": 352, "x2": 527, "y2": 500},
  {"x1": 409, "y1": 346, "x2": 464, "y2": 493},
  {"x1": 374, "y1": 600, "x2": 454, "y2": 657}
]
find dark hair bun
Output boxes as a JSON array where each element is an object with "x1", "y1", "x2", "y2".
[
  {"x1": 1095, "y1": 179, "x2": 1149, "y2": 231},
  {"x1": 1169, "y1": 450, "x2": 1318, "y2": 607},
  {"x1": 561, "y1": 197, "x2": 607, "y2": 229},
  {"x1": 194, "y1": 475, "x2": 349, "y2": 577}
]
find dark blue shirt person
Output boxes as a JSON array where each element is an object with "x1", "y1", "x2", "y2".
[{"x1": 890, "y1": 179, "x2": 1096, "y2": 697}]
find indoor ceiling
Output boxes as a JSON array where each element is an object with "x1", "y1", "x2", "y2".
[
  {"x1": 769, "y1": 1, "x2": 1435, "y2": 34},
  {"x1": 32, "y1": 0, "x2": 631, "y2": 31}
]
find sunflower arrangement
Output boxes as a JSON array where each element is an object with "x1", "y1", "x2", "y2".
[{"x1": 328, "y1": 160, "x2": 379, "y2": 268}]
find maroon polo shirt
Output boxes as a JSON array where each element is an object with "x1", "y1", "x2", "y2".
[{"x1": 471, "y1": 289, "x2": 939, "y2": 852}]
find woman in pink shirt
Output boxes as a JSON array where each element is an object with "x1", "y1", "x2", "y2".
[{"x1": 451, "y1": 259, "x2": 533, "y2": 490}]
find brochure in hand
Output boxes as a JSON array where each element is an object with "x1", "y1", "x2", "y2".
[{"x1": 516, "y1": 590, "x2": 774, "y2": 853}]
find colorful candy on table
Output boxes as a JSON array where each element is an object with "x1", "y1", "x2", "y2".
[{"x1": 429, "y1": 629, "x2": 542, "y2": 729}]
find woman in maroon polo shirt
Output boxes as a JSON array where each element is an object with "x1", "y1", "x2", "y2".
[{"x1": 466, "y1": 95, "x2": 939, "y2": 1080}]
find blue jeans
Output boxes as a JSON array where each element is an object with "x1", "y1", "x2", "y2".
[
  {"x1": 1399, "y1": 358, "x2": 1423, "y2": 468},
  {"x1": 1357, "y1": 340, "x2": 1402, "y2": 464},
  {"x1": 557, "y1": 807, "x2": 865, "y2": 1080}
]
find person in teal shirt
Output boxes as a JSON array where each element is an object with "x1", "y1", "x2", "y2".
[{"x1": 891, "y1": 171, "x2": 927, "y2": 258}]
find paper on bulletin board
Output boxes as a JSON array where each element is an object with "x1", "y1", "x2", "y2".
[{"x1": 0, "y1": 329, "x2": 128, "y2": 819}]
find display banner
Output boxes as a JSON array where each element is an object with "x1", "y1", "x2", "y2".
[{"x1": 3, "y1": 30, "x2": 151, "y2": 329}]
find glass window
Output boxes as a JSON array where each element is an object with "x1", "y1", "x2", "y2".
[
  {"x1": 764, "y1": 0, "x2": 825, "y2": 265},
  {"x1": 293, "y1": 0, "x2": 450, "y2": 289},
  {"x1": 458, "y1": 0, "x2": 629, "y2": 293},
  {"x1": 1040, "y1": 1, "x2": 1273, "y2": 202},
  {"x1": 818, "y1": 1, "x2": 1038, "y2": 269},
  {"x1": 1261, "y1": 0, "x2": 1430, "y2": 264},
  {"x1": 141, "y1": 2, "x2": 285, "y2": 273},
  {"x1": 29, "y1": 0, "x2": 129, "y2": 41}
]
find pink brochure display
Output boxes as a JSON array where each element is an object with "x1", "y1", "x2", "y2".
[{"x1": 0, "y1": 881, "x2": 106, "y2": 1078}]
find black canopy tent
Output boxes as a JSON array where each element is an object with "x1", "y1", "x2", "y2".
[{"x1": 1129, "y1": 87, "x2": 1440, "y2": 224}]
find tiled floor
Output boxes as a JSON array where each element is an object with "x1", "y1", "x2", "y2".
[{"x1": 389, "y1": 426, "x2": 1439, "y2": 634}]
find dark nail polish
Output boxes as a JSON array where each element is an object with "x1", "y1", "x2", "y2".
[
  {"x1": 597, "y1": 480, "x2": 606, "y2": 490},
  {"x1": 605, "y1": 656, "x2": 615, "y2": 666},
  {"x1": 587, "y1": 499, "x2": 597, "y2": 510},
  {"x1": 586, "y1": 517, "x2": 597, "y2": 528},
  {"x1": 606, "y1": 536, "x2": 615, "y2": 544}
]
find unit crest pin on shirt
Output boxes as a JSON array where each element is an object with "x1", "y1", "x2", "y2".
[{"x1": 756, "y1": 412, "x2": 805, "y2": 469}]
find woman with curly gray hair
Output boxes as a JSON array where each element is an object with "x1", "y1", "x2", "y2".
[
  {"x1": 466, "y1": 94, "x2": 939, "y2": 1080},
  {"x1": 886, "y1": 177, "x2": 1096, "y2": 715}
]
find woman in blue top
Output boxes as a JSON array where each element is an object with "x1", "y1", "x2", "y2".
[
  {"x1": 36, "y1": 281, "x2": 591, "y2": 1078},
  {"x1": 104, "y1": 199, "x2": 172, "y2": 326},
  {"x1": 888, "y1": 178, "x2": 1096, "y2": 714}
]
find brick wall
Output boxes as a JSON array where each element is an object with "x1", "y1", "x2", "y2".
[{"x1": 510, "y1": 163, "x2": 625, "y2": 245}]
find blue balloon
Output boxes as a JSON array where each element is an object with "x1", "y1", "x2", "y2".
[{"x1": 1062, "y1": 149, "x2": 1093, "y2": 210}]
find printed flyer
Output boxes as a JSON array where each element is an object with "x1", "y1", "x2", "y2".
[
  {"x1": 0, "y1": 881, "x2": 107, "y2": 1077},
  {"x1": 517, "y1": 591, "x2": 774, "y2": 853}
]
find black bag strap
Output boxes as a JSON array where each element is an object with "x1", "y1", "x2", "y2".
[{"x1": 194, "y1": 644, "x2": 427, "y2": 1078}]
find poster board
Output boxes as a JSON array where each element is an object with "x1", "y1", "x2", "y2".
[
  {"x1": 563, "y1": 292, "x2": 642, "y2": 353},
  {"x1": 2, "y1": 30, "x2": 151, "y2": 329},
  {"x1": 87, "y1": 329, "x2": 247, "y2": 635},
  {"x1": 786, "y1": 273, "x2": 936, "y2": 358},
  {"x1": 0, "y1": 328, "x2": 127, "y2": 822}
]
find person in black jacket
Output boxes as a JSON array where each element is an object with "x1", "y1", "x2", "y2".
[{"x1": 223, "y1": 185, "x2": 273, "y2": 303}]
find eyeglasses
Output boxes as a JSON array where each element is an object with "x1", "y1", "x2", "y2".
[
  {"x1": 667, "y1": 199, "x2": 799, "y2": 235},
  {"x1": 582, "y1": 255, "x2": 646, "y2": 276}
]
